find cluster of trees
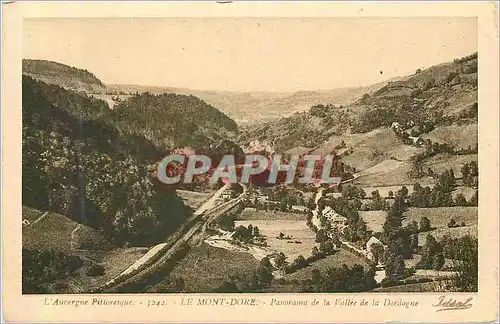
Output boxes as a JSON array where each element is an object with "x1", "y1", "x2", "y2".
[
  {"x1": 22, "y1": 59, "x2": 104, "y2": 87},
  {"x1": 314, "y1": 229, "x2": 339, "y2": 254},
  {"x1": 263, "y1": 187, "x2": 306, "y2": 206},
  {"x1": 461, "y1": 161, "x2": 479, "y2": 187},
  {"x1": 392, "y1": 121, "x2": 436, "y2": 139},
  {"x1": 409, "y1": 173, "x2": 477, "y2": 208},
  {"x1": 300, "y1": 264, "x2": 376, "y2": 292},
  {"x1": 381, "y1": 192, "x2": 417, "y2": 279},
  {"x1": 411, "y1": 139, "x2": 478, "y2": 179},
  {"x1": 113, "y1": 92, "x2": 238, "y2": 150},
  {"x1": 217, "y1": 204, "x2": 243, "y2": 231},
  {"x1": 453, "y1": 52, "x2": 478, "y2": 64},
  {"x1": 447, "y1": 218, "x2": 467, "y2": 228},
  {"x1": 213, "y1": 257, "x2": 275, "y2": 292},
  {"x1": 363, "y1": 190, "x2": 391, "y2": 211},
  {"x1": 309, "y1": 104, "x2": 336, "y2": 118},
  {"x1": 447, "y1": 235, "x2": 478, "y2": 292},
  {"x1": 454, "y1": 144, "x2": 478, "y2": 156},
  {"x1": 284, "y1": 245, "x2": 337, "y2": 275},
  {"x1": 416, "y1": 234, "x2": 478, "y2": 292},
  {"x1": 22, "y1": 249, "x2": 84, "y2": 293},
  {"x1": 341, "y1": 185, "x2": 367, "y2": 199},
  {"x1": 251, "y1": 200, "x2": 293, "y2": 212},
  {"x1": 416, "y1": 234, "x2": 445, "y2": 270},
  {"x1": 352, "y1": 107, "x2": 397, "y2": 133},
  {"x1": 232, "y1": 224, "x2": 261, "y2": 243}
]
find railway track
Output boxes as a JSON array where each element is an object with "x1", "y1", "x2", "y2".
[{"x1": 92, "y1": 184, "x2": 245, "y2": 293}]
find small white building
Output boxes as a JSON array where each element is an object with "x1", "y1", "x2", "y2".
[
  {"x1": 291, "y1": 205, "x2": 308, "y2": 213},
  {"x1": 256, "y1": 194, "x2": 269, "y2": 202},
  {"x1": 221, "y1": 192, "x2": 232, "y2": 200}
]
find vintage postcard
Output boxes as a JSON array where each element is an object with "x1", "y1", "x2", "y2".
[{"x1": 2, "y1": 1, "x2": 499, "y2": 323}]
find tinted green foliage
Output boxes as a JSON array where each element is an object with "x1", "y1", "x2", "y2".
[
  {"x1": 22, "y1": 248, "x2": 84, "y2": 293},
  {"x1": 113, "y1": 92, "x2": 238, "y2": 150},
  {"x1": 22, "y1": 76, "x2": 191, "y2": 246},
  {"x1": 417, "y1": 234, "x2": 445, "y2": 270},
  {"x1": 300, "y1": 264, "x2": 376, "y2": 292},
  {"x1": 23, "y1": 59, "x2": 104, "y2": 87}
]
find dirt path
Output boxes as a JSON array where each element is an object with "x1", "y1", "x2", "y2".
[
  {"x1": 28, "y1": 211, "x2": 49, "y2": 227},
  {"x1": 70, "y1": 223, "x2": 82, "y2": 250}
]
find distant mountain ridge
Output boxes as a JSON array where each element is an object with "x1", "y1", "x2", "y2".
[
  {"x1": 23, "y1": 59, "x2": 106, "y2": 93},
  {"x1": 23, "y1": 59, "x2": 396, "y2": 124},
  {"x1": 238, "y1": 52, "x2": 478, "y2": 154},
  {"x1": 108, "y1": 81, "x2": 394, "y2": 124}
]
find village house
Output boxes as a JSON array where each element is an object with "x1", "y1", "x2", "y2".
[
  {"x1": 221, "y1": 192, "x2": 233, "y2": 200},
  {"x1": 254, "y1": 193, "x2": 270, "y2": 203}
]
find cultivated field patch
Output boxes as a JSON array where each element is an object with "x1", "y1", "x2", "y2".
[
  {"x1": 177, "y1": 190, "x2": 213, "y2": 209},
  {"x1": 23, "y1": 212, "x2": 84, "y2": 253},
  {"x1": 168, "y1": 243, "x2": 260, "y2": 292},
  {"x1": 284, "y1": 249, "x2": 370, "y2": 282},
  {"x1": 422, "y1": 123, "x2": 478, "y2": 149},
  {"x1": 235, "y1": 220, "x2": 315, "y2": 260},
  {"x1": 238, "y1": 209, "x2": 307, "y2": 221},
  {"x1": 359, "y1": 211, "x2": 387, "y2": 233},
  {"x1": 423, "y1": 153, "x2": 477, "y2": 178},
  {"x1": 354, "y1": 161, "x2": 435, "y2": 187},
  {"x1": 418, "y1": 225, "x2": 477, "y2": 243},
  {"x1": 402, "y1": 207, "x2": 478, "y2": 229}
]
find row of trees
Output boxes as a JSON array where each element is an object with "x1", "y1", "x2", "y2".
[
  {"x1": 300, "y1": 264, "x2": 376, "y2": 292},
  {"x1": 409, "y1": 177, "x2": 478, "y2": 208}
]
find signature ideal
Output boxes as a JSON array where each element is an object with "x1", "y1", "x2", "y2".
[{"x1": 432, "y1": 296, "x2": 473, "y2": 312}]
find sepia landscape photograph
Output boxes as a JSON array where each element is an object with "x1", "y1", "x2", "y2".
[{"x1": 21, "y1": 17, "x2": 479, "y2": 294}]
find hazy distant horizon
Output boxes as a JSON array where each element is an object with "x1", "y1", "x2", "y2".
[{"x1": 23, "y1": 17, "x2": 477, "y2": 92}]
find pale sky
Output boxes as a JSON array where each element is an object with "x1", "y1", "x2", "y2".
[{"x1": 23, "y1": 18, "x2": 477, "y2": 92}]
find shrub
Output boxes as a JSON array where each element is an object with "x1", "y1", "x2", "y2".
[
  {"x1": 86, "y1": 264, "x2": 105, "y2": 277},
  {"x1": 381, "y1": 277, "x2": 403, "y2": 288}
]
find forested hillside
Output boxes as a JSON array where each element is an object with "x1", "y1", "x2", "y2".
[
  {"x1": 112, "y1": 92, "x2": 238, "y2": 149},
  {"x1": 23, "y1": 59, "x2": 106, "y2": 93},
  {"x1": 23, "y1": 76, "x2": 192, "y2": 246},
  {"x1": 239, "y1": 52, "x2": 478, "y2": 153}
]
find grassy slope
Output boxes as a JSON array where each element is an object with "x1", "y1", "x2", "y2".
[
  {"x1": 168, "y1": 243, "x2": 260, "y2": 292},
  {"x1": 285, "y1": 249, "x2": 370, "y2": 282},
  {"x1": 22, "y1": 59, "x2": 105, "y2": 93},
  {"x1": 238, "y1": 209, "x2": 307, "y2": 221},
  {"x1": 423, "y1": 153, "x2": 477, "y2": 178},
  {"x1": 22, "y1": 206, "x2": 149, "y2": 292},
  {"x1": 422, "y1": 123, "x2": 477, "y2": 149}
]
